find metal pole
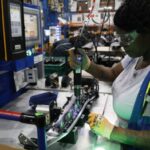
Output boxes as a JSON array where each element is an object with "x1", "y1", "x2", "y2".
[
  {"x1": 0, "y1": 109, "x2": 47, "y2": 150},
  {"x1": 37, "y1": 127, "x2": 47, "y2": 150}
]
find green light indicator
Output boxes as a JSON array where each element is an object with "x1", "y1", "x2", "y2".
[
  {"x1": 26, "y1": 49, "x2": 32, "y2": 56},
  {"x1": 35, "y1": 112, "x2": 43, "y2": 116}
]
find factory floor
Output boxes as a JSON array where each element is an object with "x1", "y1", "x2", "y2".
[{"x1": 0, "y1": 79, "x2": 121, "y2": 150}]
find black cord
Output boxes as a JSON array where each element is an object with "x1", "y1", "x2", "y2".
[{"x1": 95, "y1": 0, "x2": 111, "y2": 64}]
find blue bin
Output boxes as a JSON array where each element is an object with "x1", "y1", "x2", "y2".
[{"x1": 29, "y1": 92, "x2": 57, "y2": 107}]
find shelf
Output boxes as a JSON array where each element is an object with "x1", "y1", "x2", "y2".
[
  {"x1": 70, "y1": 9, "x2": 116, "y2": 14},
  {"x1": 68, "y1": 23, "x2": 99, "y2": 27},
  {"x1": 68, "y1": 22, "x2": 114, "y2": 28}
]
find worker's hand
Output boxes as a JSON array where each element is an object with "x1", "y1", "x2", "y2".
[
  {"x1": 68, "y1": 48, "x2": 91, "y2": 70},
  {"x1": 88, "y1": 112, "x2": 114, "y2": 139}
]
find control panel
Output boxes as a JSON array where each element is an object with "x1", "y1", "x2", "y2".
[{"x1": 0, "y1": 0, "x2": 26, "y2": 61}]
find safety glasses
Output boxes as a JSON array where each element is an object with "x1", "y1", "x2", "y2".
[{"x1": 116, "y1": 31, "x2": 138, "y2": 47}]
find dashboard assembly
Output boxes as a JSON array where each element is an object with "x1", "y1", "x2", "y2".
[{"x1": 19, "y1": 77, "x2": 99, "y2": 149}]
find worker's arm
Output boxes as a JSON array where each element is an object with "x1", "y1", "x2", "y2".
[
  {"x1": 111, "y1": 126, "x2": 150, "y2": 149},
  {"x1": 68, "y1": 48, "x2": 124, "y2": 82},
  {"x1": 86, "y1": 61, "x2": 123, "y2": 82}
]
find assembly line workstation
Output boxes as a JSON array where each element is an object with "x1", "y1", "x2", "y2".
[{"x1": 0, "y1": 71, "x2": 121, "y2": 150}]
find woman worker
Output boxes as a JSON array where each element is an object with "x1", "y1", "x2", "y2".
[{"x1": 68, "y1": 0, "x2": 150, "y2": 149}]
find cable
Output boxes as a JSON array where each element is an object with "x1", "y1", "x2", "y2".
[
  {"x1": 92, "y1": 0, "x2": 111, "y2": 64},
  {"x1": 72, "y1": 0, "x2": 96, "y2": 99}
]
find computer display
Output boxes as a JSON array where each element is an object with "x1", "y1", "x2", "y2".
[
  {"x1": 24, "y1": 13, "x2": 38, "y2": 40},
  {"x1": 24, "y1": 5, "x2": 41, "y2": 47},
  {"x1": 10, "y1": 3, "x2": 22, "y2": 38}
]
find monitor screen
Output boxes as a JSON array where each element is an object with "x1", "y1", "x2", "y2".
[
  {"x1": 24, "y1": 13, "x2": 38, "y2": 40},
  {"x1": 10, "y1": 3, "x2": 22, "y2": 38},
  {"x1": 24, "y1": 5, "x2": 41, "y2": 47}
]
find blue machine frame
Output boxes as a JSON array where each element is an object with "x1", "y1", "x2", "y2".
[{"x1": 0, "y1": 110, "x2": 47, "y2": 150}]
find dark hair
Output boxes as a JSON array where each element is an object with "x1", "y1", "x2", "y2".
[{"x1": 114, "y1": 0, "x2": 150, "y2": 33}]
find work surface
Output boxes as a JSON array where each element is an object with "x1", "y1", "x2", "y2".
[{"x1": 0, "y1": 80, "x2": 121, "y2": 150}]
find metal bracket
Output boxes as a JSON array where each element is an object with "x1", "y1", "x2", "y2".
[{"x1": 18, "y1": 133, "x2": 38, "y2": 149}]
